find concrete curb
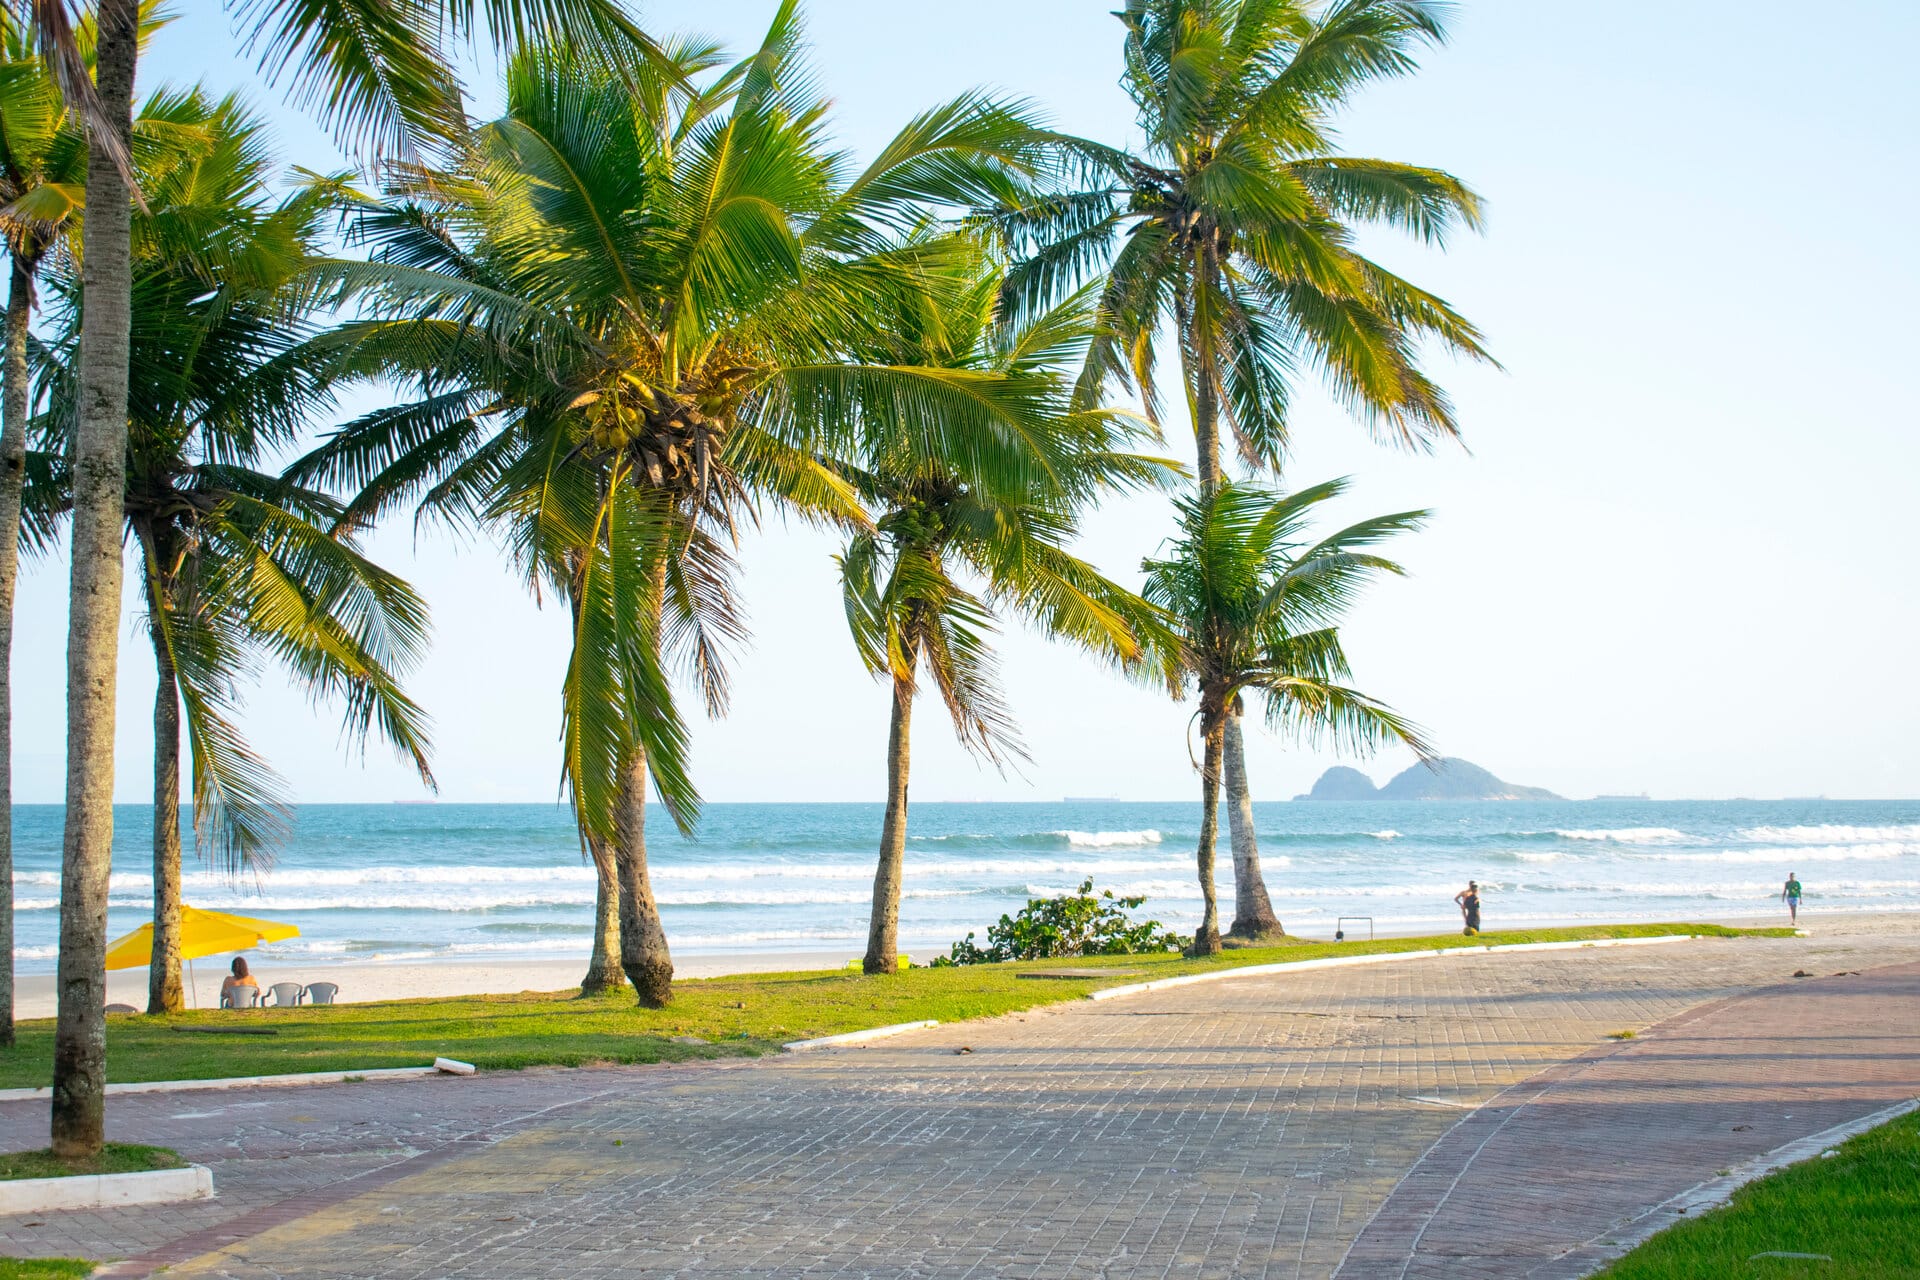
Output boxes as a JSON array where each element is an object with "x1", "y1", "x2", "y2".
[
  {"x1": 0, "y1": 1064, "x2": 450, "y2": 1104},
  {"x1": 1085, "y1": 935, "x2": 1706, "y2": 1002},
  {"x1": 0, "y1": 1164, "x2": 213, "y2": 1214},
  {"x1": 1565, "y1": 1094, "x2": 1920, "y2": 1273},
  {"x1": 783, "y1": 1020, "x2": 939, "y2": 1052}
]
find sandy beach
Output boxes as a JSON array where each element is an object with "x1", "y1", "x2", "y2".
[
  {"x1": 9, "y1": 909, "x2": 1841, "y2": 1019},
  {"x1": 11, "y1": 949, "x2": 852, "y2": 1020}
]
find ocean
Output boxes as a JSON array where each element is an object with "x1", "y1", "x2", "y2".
[{"x1": 10, "y1": 798, "x2": 1920, "y2": 972}]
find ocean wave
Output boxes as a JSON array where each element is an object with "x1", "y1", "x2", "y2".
[
  {"x1": 17, "y1": 853, "x2": 1205, "y2": 902},
  {"x1": 1738, "y1": 824, "x2": 1920, "y2": 845},
  {"x1": 1254, "y1": 881, "x2": 1502, "y2": 900},
  {"x1": 96, "y1": 890, "x2": 601, "y2": 913},
  {"x1": 1554, "y1": 827, "x2": 1693, "y2": 845},
  {"x1": 906, "y1": 829, "x2": 1166, "y2": 850},
  {"x1": 660, "y1": 886, "x2": 980, "y2": 907},
  {"x1": 1057, "y1": 829, "x2": 1164, "y2": 848},
  {"x1": 283, "y1": 939, "x2": 351, "y2": 955},
  {"x1": 48, "y1": 855, "x2": 1198, "y2": 898},
  {"x1": 1021, "y1": 878, "x2": 1198, "y2": 900},
  {"x1": 478, "y1": 921, "x2": 595, "y2": 936},
  {"x1": 83, "y1": 883, "x2": 995, "y2": 913},
  {"x1": 1632, "y1": 842, "x2": 1915, "y2": 865},
  {"x1": 911, "y1": 855, "x2": 1190, "y2": 878},
  {"x1": 14, "y1": 802, "x2": 1920, "y2": 977},
  {"x1": 19, "y1": 865, "x2": 606, "y2": 896},
  {"x1": 658, "y1": 863, "x2": 873, "y2": 882}
]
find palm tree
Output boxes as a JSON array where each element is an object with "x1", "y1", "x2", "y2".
[
  {"x1": 0, "y1": 0, "x2": 213, "y2": 1042},
  {"x1": 41, "y1": 0, "x2": 135, "y2": 1160},
  {"x1": 36, "y1": 0, "x2": 666, "y2": 1164},
  {"x1": 1141, "y1": 479, "x2": 1431, "y2": 952},
  {"x1": 835, "y1": 258, "x2": 1177, "y2": 974},
  {"x1": 995, "y1": 0, "x2": 1491, "y2": 938},
  {"x1": 0, "y1": 4, "x2": 85, "y2": 1050},
  {"x1": 27, "y1": 88, "x2": 437, "y2": 1014},
  {"x1": 287, "y1": 9, "x2": 1055, "y2": 1005}
]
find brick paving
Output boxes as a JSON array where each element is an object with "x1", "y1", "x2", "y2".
[
  {"x1": 0, "y1": 925, "x2": 1914, "y2": 1279},
  {"x1": 1335, "y1": 961, "x2": 1920, "y2": 1279}
]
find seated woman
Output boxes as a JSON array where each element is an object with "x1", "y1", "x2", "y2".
[{"x1": 220, "y1": 956, "x2": 260, "y2": 1008}]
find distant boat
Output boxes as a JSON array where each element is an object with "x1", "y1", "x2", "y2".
[
  {"x1": 1593, "y1": 793, "x2": 1650, "y2": 801},
  {"x1": 392, "y1": 799, "x2": 439, "y2": 806}
]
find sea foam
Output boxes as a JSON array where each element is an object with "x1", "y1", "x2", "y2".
[
  {"x1": 1635, "y1": 842, "x2": 1915, "y2": 865},
  {"x1": 1554, "y1": 827, "x2": 1692, "y2": 844},
  {"x1": 1056, "y1": 829, "x2": 1165, "y2": 848},
  {"x1": 1738, "y1": 824, "x2": 1920, "y2": 845}
]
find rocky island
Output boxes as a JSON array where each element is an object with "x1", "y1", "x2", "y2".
[{"x1": 1293, "y1": 757, "x2": 1561, "y2": 801}]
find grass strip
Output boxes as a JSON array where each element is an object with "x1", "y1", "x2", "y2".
[
  {"x1": 1595, "y1": 1111, "x2": 1920, "y2": 1279},
  {"x1": 0, "y1": 1261, "x2": 94, "y2": 1279},
  {"x1": 0, "y1": 923, "x2": 1787, "y2": 1088},
  {"x1": 0, "y1": 1144, "x2": 182, "y2": 1181}
]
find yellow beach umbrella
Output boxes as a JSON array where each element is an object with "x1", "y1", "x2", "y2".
[{"x1": 105, "y1": 905, "x2": 300, "y2": 1007}]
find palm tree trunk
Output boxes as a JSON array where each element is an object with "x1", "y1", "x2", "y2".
[
  {"x1": 614, "y1": 557, "x2": 674, "y2": 1007},
  {"x1": 1192, "y1": 702, "x2": 1225, "y2": 956},
  {"x1": 1192, "y1": 374, "x2": 1222, "y2": 488},
  {"x1": 0, "y1": 255, "x2": 34, "y2": 1047},
  {"x1": 580, "y1": 832, "x2": 625, "y2": 996},
  {"x1": 565, "y1": 554, "x2": 626, "y2": 1000},
  {"x1": 145, "y1": 592, "x2": 184, "y2": 1014},
  {"x1": 1224, "y1": 706, "x2": 1281, "y2": 937},
  {"x1": 863, "y1": 667, "x2": 914, "y2": 975},
  {"x1": 53, "y1": 0, "x2": 139, "y2": 1160},
  {"x1": 1182, "y1": 239, "x2": 1244, "y2": 951},
  {"x1": 1176, "y1": 269, "x2": 1225, "y2": 491},
  {"x1": 614, "y1": 745, "x2": 672, "y2": 1007}
]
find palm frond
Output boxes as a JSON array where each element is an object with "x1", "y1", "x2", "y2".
[
  {"x1": 1290, "y1": 155, "x2": 1482, "y2": 244},
  {"x1": 206, "y1": 493, "x2": 437, "y2": 786},
  {"x1": 561, "y1": 482, "x2": 698, "y2": 837},
  {"x1": 1143, "y1": 477, "x2": 1426, "y2": 762}
]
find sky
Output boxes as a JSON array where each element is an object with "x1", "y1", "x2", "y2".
[{"x1": 12, "y1": 0, "x2": 1920, "y2": 806}]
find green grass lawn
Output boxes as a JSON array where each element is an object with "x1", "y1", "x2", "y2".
[
  {"x1": 0, "y1": 923, "x2": 1785, "y2": 1088},
  {"x1": 0, "y1": 1260, "x2": 93, "y2": 1280},
  {"x1": 1595, "y1": 1111, "x2": 1920, "y2": 1279},
  {"x1": 0, "y1": 1144, "x2": 182, "y2": 1181}
]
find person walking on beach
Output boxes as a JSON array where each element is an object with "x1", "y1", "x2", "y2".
[
  {"x1": 1781, "y1": 872, "x2": 1803, "y2": 925},
  {"x1": 1454, "y1": 881, "x2": 1482, "y2": 936}
]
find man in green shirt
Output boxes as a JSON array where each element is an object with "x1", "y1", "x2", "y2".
[{"x1": 1781, "y1": 873, "x2": 1802, "y2": 925}]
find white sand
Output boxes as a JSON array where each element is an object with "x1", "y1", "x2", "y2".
[
  {"x1": 13, "y1": 908, "x2": 1896, "y2": 1019},
  {"x1": 11, "y1": 949, "x2": 852, "y2": 1019}
]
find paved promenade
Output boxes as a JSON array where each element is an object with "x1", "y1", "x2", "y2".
[{"x1": 2, "y1": 923, "x2": 1917, "y2": 1279}]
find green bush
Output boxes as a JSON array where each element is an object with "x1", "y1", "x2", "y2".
[{"x1": 936, "y1": 879, "x2": 1190, "y2": 964}]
